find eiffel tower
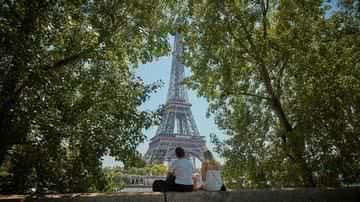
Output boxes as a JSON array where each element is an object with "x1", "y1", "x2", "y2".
[{"x1": 145, "y1": 32, "x2": 206, "y2": 166}]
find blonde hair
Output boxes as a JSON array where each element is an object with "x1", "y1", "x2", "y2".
[{"x1": 203, "y1": 150, "x2": 218, "y2": 165}]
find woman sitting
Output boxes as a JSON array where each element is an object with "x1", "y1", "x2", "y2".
[
  {"x1": 201, "y1": 150, "x2": 223, "y2": 191},
  {"x1": 168, "y1": 147, "x2": 193, "y2": 192}
]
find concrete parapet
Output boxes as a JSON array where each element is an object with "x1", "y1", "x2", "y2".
[{"x1": 0, "y1": 188, "x2": 359, "y2": 202}]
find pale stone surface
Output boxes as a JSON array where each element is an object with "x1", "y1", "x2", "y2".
[{"x1": 1, "y1": 188, "x2": 359, "y2": 202}]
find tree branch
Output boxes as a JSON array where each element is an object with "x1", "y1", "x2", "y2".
[
  {"x1": 268, "y1": 56, "x2": 283, "y2": 73},
  {"x1": 237, "y1": 19, "x2": 259, "y2": 56},
  {"x1": 43, "y1": 50, "x2": 90, "y2": 71},
  {"x1": 238, "y1": 91, "x2": 271, "y2": 100},
  {"x1": 276, "y1": 58, "x2": 288, "y2": 98},
  {"x1": 226, "y1": 24, "x2": 254, "y2": 60},
  {"x1": 223, "y1": 2, "x2": 262, "y2": 63}
]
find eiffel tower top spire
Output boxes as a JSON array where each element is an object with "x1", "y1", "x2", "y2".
[
  {"x1": 154, "y1": 32, "x2": 200, "y2": 137},
  {"x1": 166, "y1": 32, "x2": 189, "y2": 103}
]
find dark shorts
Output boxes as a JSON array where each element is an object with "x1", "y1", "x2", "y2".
[{"x1": 175, "y1": 184, "x2": 193, "y2": 192}]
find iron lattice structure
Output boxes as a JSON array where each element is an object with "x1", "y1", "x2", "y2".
[{"x1": 145, "y1": 32, "x2": 206, "y2": 165}]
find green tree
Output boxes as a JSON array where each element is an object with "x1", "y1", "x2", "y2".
[
  {"x1": 181, "y1": 0, "x2": 360, "y2": 187},
  {"x1": 144, "y1": 164, "x2": 168, "y2": 176},
  {"x1": 0, "y1": 0, "x2": 173, "y2": 193},
  {"x1": 119, "y1": 180, "x2": 127, "y2": 190}
]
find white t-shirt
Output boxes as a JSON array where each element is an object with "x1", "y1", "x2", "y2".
[{"x1": 169, "y1": 158, "x2": 193, "y2": 185}]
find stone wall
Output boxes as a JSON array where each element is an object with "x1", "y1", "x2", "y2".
[{"x1": 1, "y1": 188, "x2": 359, "y2": 202}]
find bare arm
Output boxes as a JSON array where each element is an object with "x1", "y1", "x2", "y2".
[{"x1": 201, "y1": 162, "x2": 207, "y2": 181}]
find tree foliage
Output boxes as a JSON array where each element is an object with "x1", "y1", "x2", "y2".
[
  {"x1": 102, "y1": 164, "x2": 168, "y2": 190},
  {"x1": 0, "y1": 0, "x2": 173, "y2": 193},
  {"x1": 104, "y1": 164, "x2": 168, "y2": 177},
  {"x1": 181, "y1": 0, "x2": 360, "y2": 188}
]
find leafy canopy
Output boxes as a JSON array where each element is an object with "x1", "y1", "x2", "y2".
[
  {"x1": 181, "y1": 0, "x2": 360, "y2": 188},
  {"x1": 0, "y1": 0, "x2": 174, "y2": 193}
]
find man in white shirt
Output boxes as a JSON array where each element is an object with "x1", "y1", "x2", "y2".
[{"x1": 168, "y1": 147, "x2": 193, "y2": 192}]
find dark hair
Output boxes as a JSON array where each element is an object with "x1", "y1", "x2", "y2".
[{"x1": 175, "y1": 147, "x2": 185, "y2": 158}]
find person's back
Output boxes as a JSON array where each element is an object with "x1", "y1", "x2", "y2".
[
  {"x1": 170, "y1": 158, "x2": 193, "y2": 185},
  {"x1": 168, "y1": 147, "x2": 193, "y2": 192},
  {"x1": 202, "y1": 161, "x2": 222, "y2": 191},
  {"x1": 201, "y1": 150, "x2": 223, "y2": 191}
]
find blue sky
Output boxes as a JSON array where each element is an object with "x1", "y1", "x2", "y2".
[{"x1": 102, "y1": 36, "x2": 224, "y2": 167}]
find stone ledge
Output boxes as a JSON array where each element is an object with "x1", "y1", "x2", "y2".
[{"x1": 0, "y1": 188, "x2": 359, "y2": 202}]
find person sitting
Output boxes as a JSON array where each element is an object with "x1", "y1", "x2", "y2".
[
  {"x1": 201, "y1": 150, "x2": 223, "y2": 191},
  {"x1": 168, "y1": 147, "x2": 194, "y2": 192}
]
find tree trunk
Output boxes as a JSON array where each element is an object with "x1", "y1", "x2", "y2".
[
  {"x1": 0, "y1": 77, "x2": 20, "y2": 166},
  {"x1": 240, "y1": 0, "x2": 316, "y2": 187},
  {"x1": 0, "y1": 147, "x2": 8, "y2": 167},
  {"x1": 259, "y1": 64, "x2": 316, "y2": 187}
]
